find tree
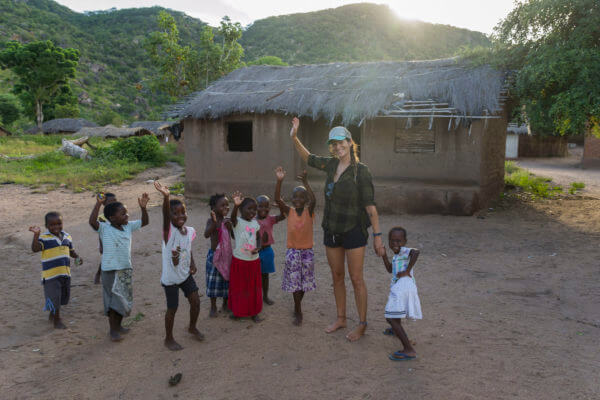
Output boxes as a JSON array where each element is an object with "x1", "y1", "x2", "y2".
[
  {"x1": 145, "y1": 13, "x2": 244, "y2": 98},
  {"x1": 145, "y1": 11, "x2": 199, "y2": 98},
  {"x1": 0, "y1": 93, "x2": 21, "y2": 126},
  {"x1": 0, "y1": 41, "x2": 79, "y2": 129},
  {"x1": 491, "y1": 0, "x2": 600, "y2": 136}
]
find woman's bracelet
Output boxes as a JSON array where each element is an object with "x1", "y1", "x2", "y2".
[{"x1": 372, "y1": 232, "x2": 382, "y2": 237}]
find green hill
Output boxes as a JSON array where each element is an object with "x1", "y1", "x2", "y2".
[
  {"x1": 241, "y1": 3, "x2": 491, "y2": 64},
  {"x1": 0, "y1": 0, "x2": 490, "y2": 129}
]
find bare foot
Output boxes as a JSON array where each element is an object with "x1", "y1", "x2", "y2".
[
  {"x1": 293, "y1": 312, "x2": 303, "y2": 326},
  {"x1": 110, "y1": 330, "x2": 123, "y2": 342},
  {"x1": 209, "y1": 307, "x2": 218, "y2": 318},
  {"x1": 188, "y1": 327, "x2": 205, "y2": 342},
  {"x1": 251, "y1": 315, "x2": 263, "y2": 323},
  {"x1": 264, "y1": 297, "x2": 274, "y2": 305},
  {"x1": 53, "y1": 319, "x2": 67, "y2": 329},
  {"x1": 164, "y1": 338, "x2": 183, "y2": 351},
  {"x1": 222, "y1": 301, "x2": 229, "y2": 313},
  {"x1": 346, "y1": 323, "x2": 367, "y2": 342},
  {"x1": 324, "y1": 317, "x2": 346, "y2": 333},
  {"x1": 118, "y1": 326, "x2": 130, "y2": 334}
]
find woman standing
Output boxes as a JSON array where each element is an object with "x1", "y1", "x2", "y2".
[{"x1": 290, "y1": 117, "x2": 386, "y2": 341}]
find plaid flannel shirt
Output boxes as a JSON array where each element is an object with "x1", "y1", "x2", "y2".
[{"x1": 308, "y1": 154, "x2": 376, "y2": 234}]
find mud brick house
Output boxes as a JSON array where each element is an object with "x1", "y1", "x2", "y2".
[{"x1": 170, "y1": 59, "x2": 509, "y2": 215}]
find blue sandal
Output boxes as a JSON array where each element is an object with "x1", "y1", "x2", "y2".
[
  {"x1": 389, "y1": 352, "x2": 416, "y2": 361},
  {"x1": 383, "y1": 328, "x2": 394, "y2": 336}
]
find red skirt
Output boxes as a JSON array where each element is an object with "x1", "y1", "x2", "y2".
[{"x1": 228, "y1": 256, "x2": 263, "y2": 317}]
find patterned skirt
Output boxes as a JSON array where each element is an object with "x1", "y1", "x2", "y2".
[
  {"x1": 282, "y1": 248, "x2": 316, "y2": 293},
  {"x1": 205, "y1": 249, "x2": 229, "y2": 298}
]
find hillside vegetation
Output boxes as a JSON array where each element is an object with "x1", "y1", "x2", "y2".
[
  {"x1": 0, "y1": 0, "x2": 490, "y2": 129},
  {"x1": 241, "y1": 3, "x2": 490, "y2": 64}
]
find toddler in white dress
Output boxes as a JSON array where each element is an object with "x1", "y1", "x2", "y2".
[{"x1": 382, "y1": 227, "x2": 421, "y2": 361}]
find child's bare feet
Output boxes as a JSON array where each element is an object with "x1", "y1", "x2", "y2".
[
  {"x1": 251, "y1": 315, "x2": 263, "y2": 323},
  {"x1": 188, "y1": 327, "x2": 205, "y2": 342},
  {"x1": 293, "y1": 312, "x2": 303, "y2": 326},
  {"x1": 110, "y1": 330, "x2": 123, "y2": 342},
  {"x1": 221, "y1": 300, "x2": 229, "y2": 313},
  {"x1": 324, "y1": 316, "x2": 346, "y2": 333},
  {"x1": 346, "y1": 321, "x2": 367, "y2": 342},
  {"x1": 264, "y1": 297, "x2": 274, "y2": 305},
  {"x1": 164, "y1": 338, "x2": 183, "y2": 351},
  {"x1": 209, "y1": 307, "x2": 218, "y2": 318},
  {"x1": 53, "y1": 318, "x2": 67, "y2": 329}
]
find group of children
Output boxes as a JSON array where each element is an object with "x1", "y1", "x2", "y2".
[{"x1": 30, "y1": 168, "x2": 423, "y2": 360}]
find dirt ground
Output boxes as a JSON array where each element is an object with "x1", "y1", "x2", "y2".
[{"x1": 0, "y1": 163, "x2": 599, "y2": 400}]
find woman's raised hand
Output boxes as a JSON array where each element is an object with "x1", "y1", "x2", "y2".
[
  {"x1": 290, "y1": 117, "x2": 299, "y2": 138},
  {"x1": 275, "y1": 166, "x2": 286, "y2": 181},
  {"x1": 232, "y1": 191, "x2": 243, "y2": 206}
]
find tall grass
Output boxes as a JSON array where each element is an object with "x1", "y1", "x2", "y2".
[{"x1": 0, "y1": 135, "x2": 182, "y2": 191}]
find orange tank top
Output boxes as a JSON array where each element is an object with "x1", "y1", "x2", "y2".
[{"x1": 286, "y1": 207, "x2": 314, "y2": 249}]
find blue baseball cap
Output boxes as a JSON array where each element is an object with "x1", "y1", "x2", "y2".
[{"x1": 327, "y1": 126, "x2": 352, "y2": 144}]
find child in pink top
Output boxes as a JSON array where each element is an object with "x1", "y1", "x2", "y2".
[{"x1": 256, "y1": 194, "x2": 286, "y2": 305}]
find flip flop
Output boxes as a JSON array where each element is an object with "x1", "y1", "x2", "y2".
[
  {"x1": 389, "y1": 352, "x2": 416, "y2": 361},
  {"x1": 383, "y1": 328, "x2": 394, "y2": 336}
]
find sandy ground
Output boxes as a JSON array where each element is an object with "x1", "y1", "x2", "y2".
[{"x1": 1, "y1": 163, "x2": 599, "y2": 400}]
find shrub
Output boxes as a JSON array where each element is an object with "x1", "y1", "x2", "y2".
[
  {"x1": 95, "y1": 135, "x2": 165, "y2": 164},
  {"x1": 504, "y1": 162, "x2": 562, "y2": 198}
]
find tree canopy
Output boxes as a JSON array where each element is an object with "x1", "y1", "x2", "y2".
[
  {"x1": 0, "y1": 40, "x2": 79, "y2": 128},
  {"x1": 488, "y1": 0, "x2": 600, "y2": 136}
]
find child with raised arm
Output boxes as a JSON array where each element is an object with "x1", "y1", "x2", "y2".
[
  {"x1": 256, "y1": 194, "x2": 286, "y2": 305},
  {"x1": 382, "y1": 227, "x2": 422, "y2": 361},
  {"x1": 89, "y1": 192, "x2": 149, "y2": 342},
  {"x1": 274, "y1": 167, "x2": 317, "y2": 326},
  {"x1": 204, "y1": 193, "x2": 232, "y2": 317},
  {"x1": 29, "y1": 212, "x2": 82, "y2": 329},
  {"x1": 228, "y1": 191, "x2": 263, "y2": 322},
  {"x1": 154, "y1": 181, "x2": 204, "y2": 351},
  {"x1": 94, "y1": 192, "x2": 117, "y2": 284}
]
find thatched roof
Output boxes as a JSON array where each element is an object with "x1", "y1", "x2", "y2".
[
  {"x1": 170, "y1": 58, "x2": 506, "y2": 125},
  {"x1": 129, "y1": 121, "x2": 171, "y2": 136},
  {"x1": 27, "y1": 118, "x2": 99, "y2": 134},
  {"x1": 77, "y1": 125, "x2": 153, "y2": 138}
]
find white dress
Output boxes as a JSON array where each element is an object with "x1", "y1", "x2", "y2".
[{"x1": 384, "y1": 247, "x2": 422, "y2": 320}]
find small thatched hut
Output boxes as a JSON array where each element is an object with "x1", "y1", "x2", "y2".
[
  {"x1": 171, "y1": 58, "x2": 509, "y2": 215},
  {"x1": 26, "y1": 118, "x2": 98, "y2": 134},
  {"x1": 78, "y1": 125, "x2": 153, "y2": 138}
]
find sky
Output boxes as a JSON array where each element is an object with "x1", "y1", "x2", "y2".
[{"x1": 54, "y1": 0, "x2": 516, "y2": 34}]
